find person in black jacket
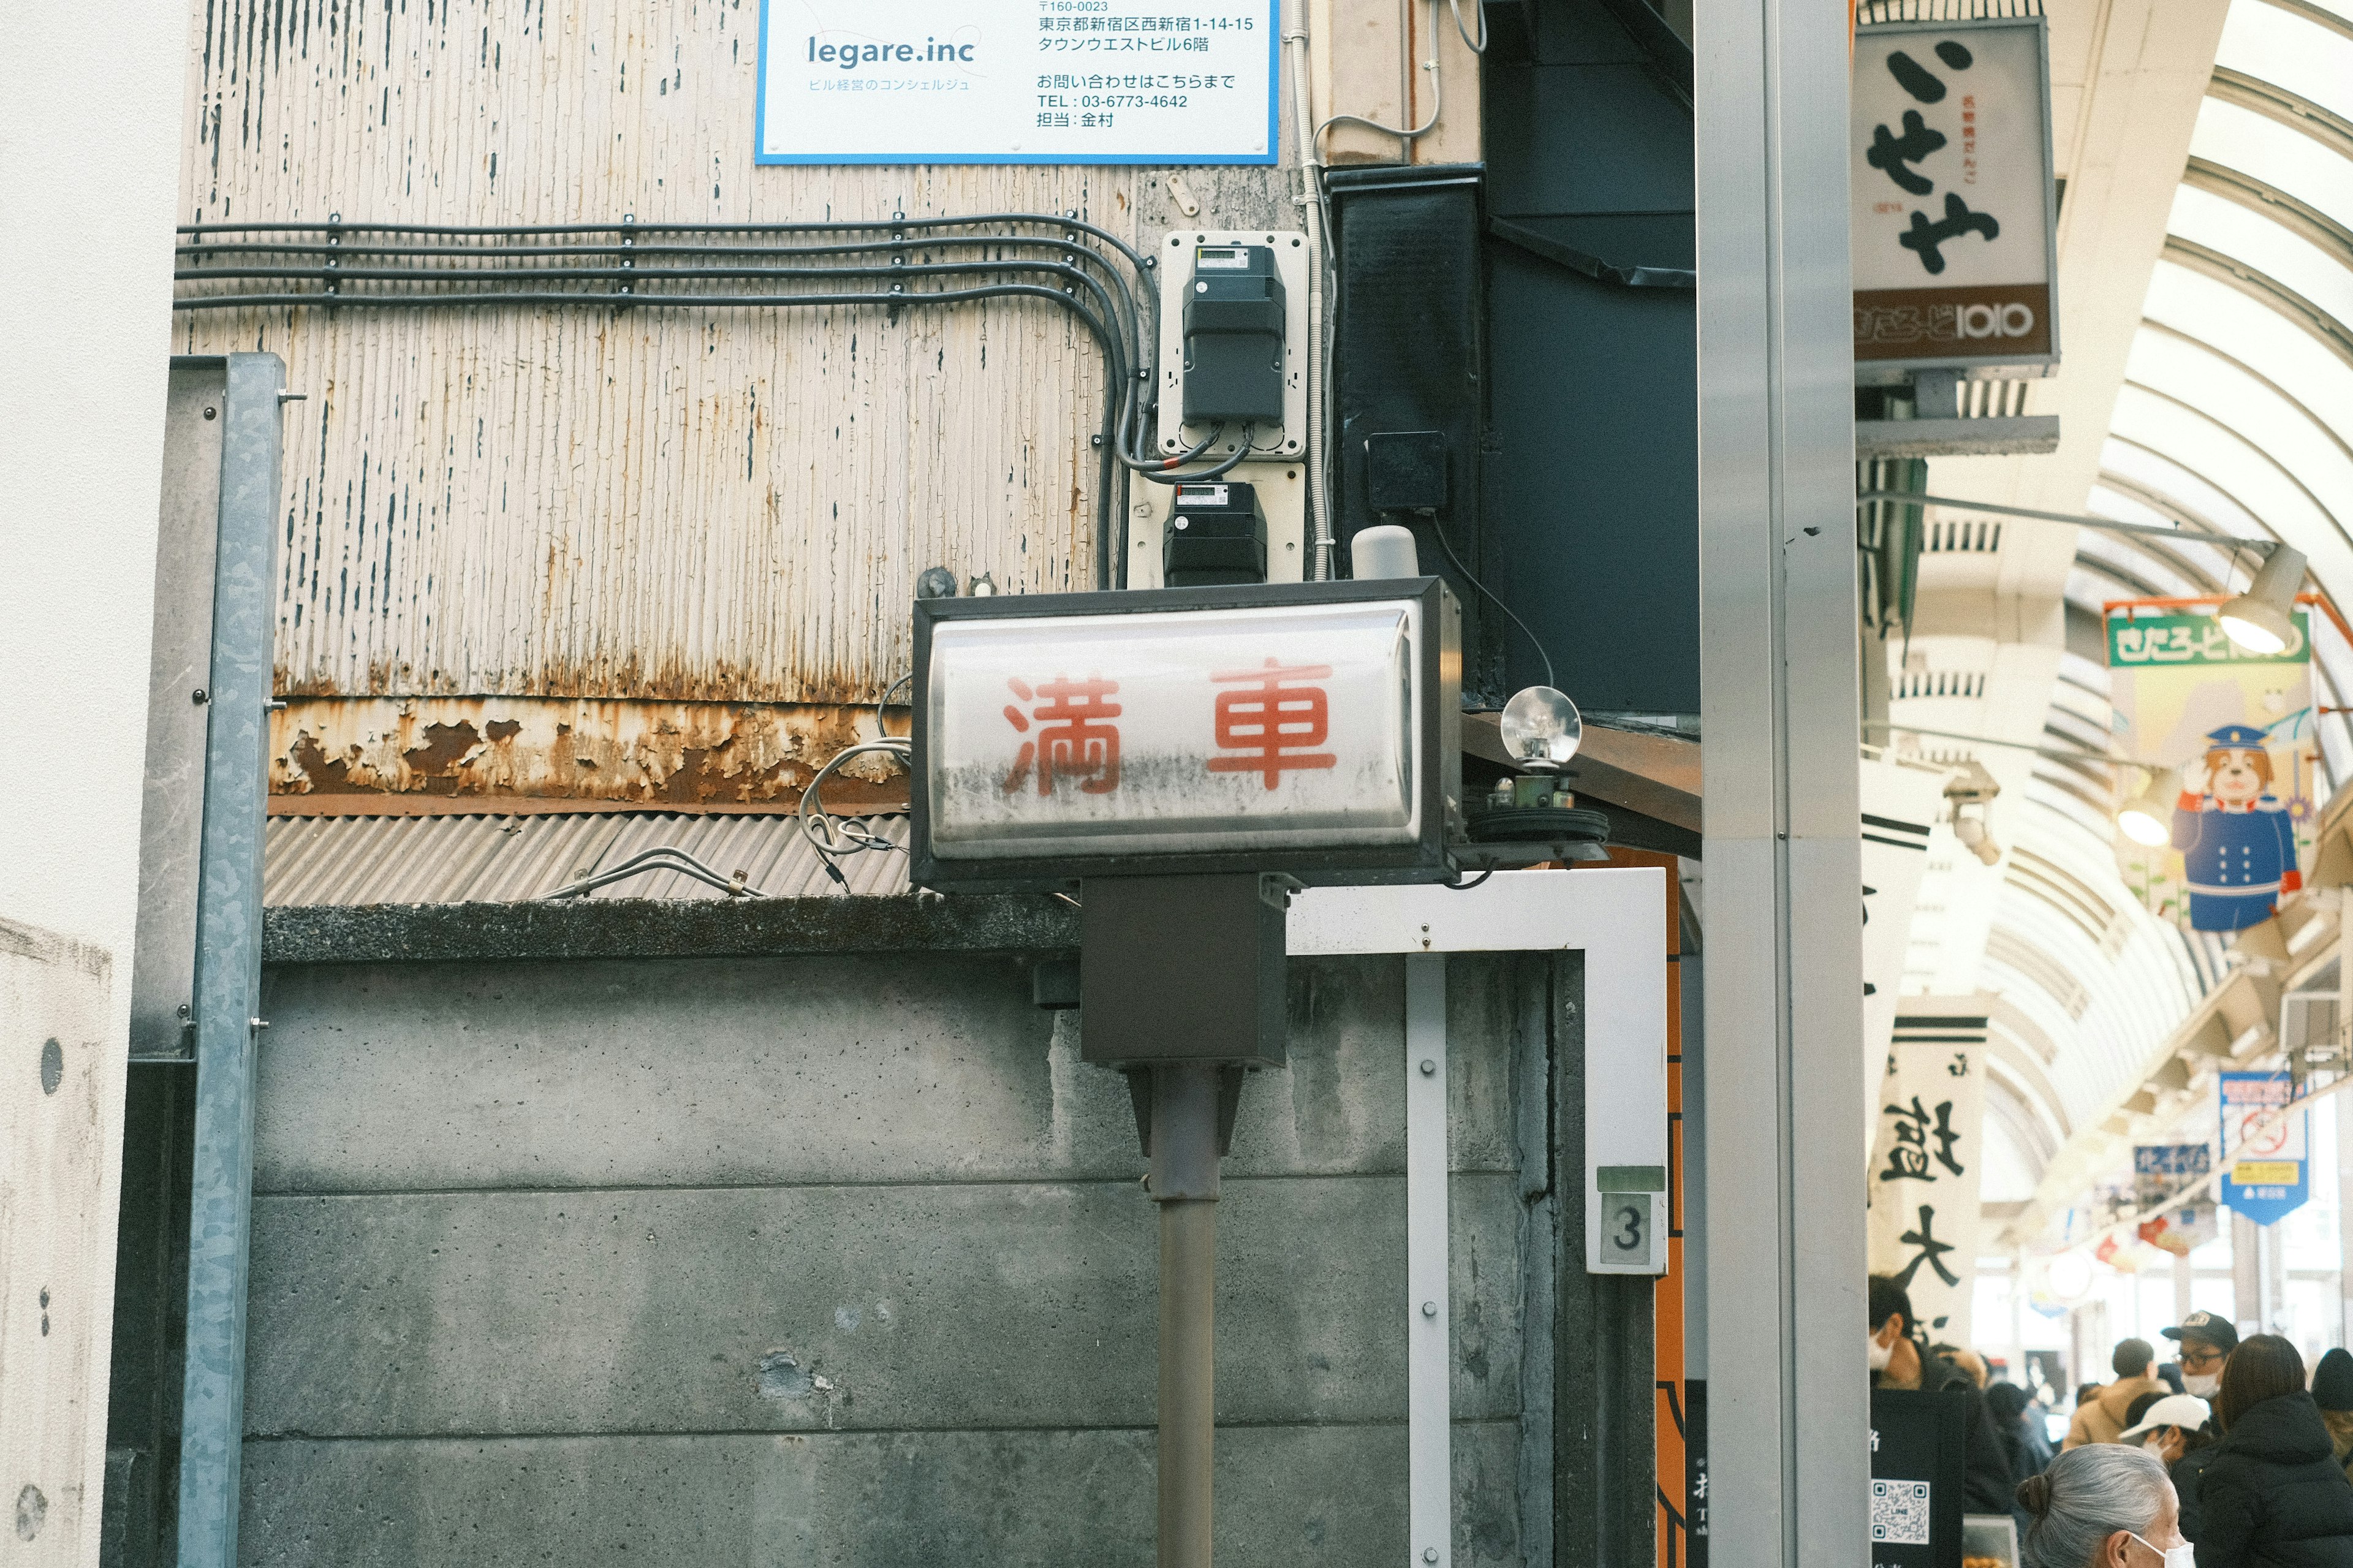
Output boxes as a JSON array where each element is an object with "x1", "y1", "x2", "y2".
[
  {"x1": 2197, "y1": 1333, "x2": 2353, "y2": 1568},
  {"x1": 1869, "y1": 1275, "x2": 2014, "y2": 1515},
  {"x1": 1990, "y1": 1380, "x2": 2059, "y2": 1537}
]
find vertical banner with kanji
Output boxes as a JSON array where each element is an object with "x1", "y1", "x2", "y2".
[
  {"x1": 1862, "y1": 761, "x2": 1943, "y2": 1149},
  {"x1": 2107, "y1": 599, "x2": 2318, "y2": 933},
  {"x1": 1868, "y1": 1005, "x2": 1988, "y2": 1342}
]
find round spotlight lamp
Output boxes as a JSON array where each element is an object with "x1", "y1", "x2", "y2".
[
  {"x1": 2045, "y1": 1251, "x2": 2094, "y2": 1304},
  {"x1": 1500, "y1": 686, "x2": 1582, "y2": 772},
  {"x1": 2216, "y1": 543, "x2": 2306, "y2": 656},
  {"x1": 2115, "y1": 767, "x2": 2181, "y2": 849}
]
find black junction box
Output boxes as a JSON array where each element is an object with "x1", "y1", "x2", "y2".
[
  {"x1": 1182, "y1": 244, "x2": 1287, "y2": 426},
  {"x1": 1364, "y1": 431, "x2": 1451, "y2": 515},
  {"x1": 1080, "y1": 874, "x2": 1287, "y2": 1068},
  {"x1": 1162, "y1": 480, "x2": 1266, "y2": 588}
]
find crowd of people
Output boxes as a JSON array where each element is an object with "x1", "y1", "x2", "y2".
[{"x1": 1870, "y1": 1274, "x2": 2353, "y2": 1567}]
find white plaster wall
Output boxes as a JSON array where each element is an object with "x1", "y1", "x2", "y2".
[{"x1": 0, "y1": 2, "x2": 191, "y2": 1559}]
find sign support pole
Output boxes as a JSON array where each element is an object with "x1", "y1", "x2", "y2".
[{"x1": 1150, "y1": 1064, "x2": 1226, "y2": 1568}]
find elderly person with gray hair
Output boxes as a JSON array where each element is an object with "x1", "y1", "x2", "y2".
[{"x1": 2017, "y1": 1443, "x2": 2190, "y2": 1568}]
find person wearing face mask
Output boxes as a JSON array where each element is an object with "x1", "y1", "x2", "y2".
[
  {"x1": 2165, "y1": 1311, "x2": 2241, "y2": 1402},
  {"x1": 2120, "y1": 1394, "x2": 2217, "y2": 1545},
  {"x1": 1871, "y1": 1274, "x2": 2015, "y2": 1514},
  {"x1": 2015, "y1": 1442, "x2": 2195, "y2": 1568},
  {"x1": 2194, "y1": 1333, "x2": 2353, "y2": 1568}
]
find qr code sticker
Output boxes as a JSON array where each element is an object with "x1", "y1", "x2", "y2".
[{"x1": 1871, "y1": 1480, "x2": 1932, "y2": 1545}]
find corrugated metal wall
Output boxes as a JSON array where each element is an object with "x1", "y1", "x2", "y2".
[{"x1": 174, "y1": 0, "x2": 1293, "y2": 737}]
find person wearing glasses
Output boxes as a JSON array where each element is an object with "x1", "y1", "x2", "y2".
[{"x1": 2164, "y1": 1312, "x2": 2238, "y2": 1401}]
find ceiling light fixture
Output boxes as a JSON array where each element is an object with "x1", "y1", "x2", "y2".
[
  {"x1": 2115, "y1": 767, "x2": 2182, "y2": 848},
  {"x1": 2216, "y1": 543, "x2": 2308, "y2": 656}
]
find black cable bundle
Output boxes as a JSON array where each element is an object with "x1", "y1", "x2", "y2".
[{"x1": 172, "y1": 214, "x2": 1267, "y2": 589}]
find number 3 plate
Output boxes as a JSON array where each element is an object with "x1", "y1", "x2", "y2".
[{"x1": 1599, "y1": 1193, "x2": 1653, "y2": 1266}]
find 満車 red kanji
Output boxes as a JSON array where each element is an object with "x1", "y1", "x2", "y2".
[
  {"x1": 1207, "y1": 659, "x2": 1338, "y2": 789},
  {"x1": 1002, "y1": 674, "x2": 1121, "y2": 795}
]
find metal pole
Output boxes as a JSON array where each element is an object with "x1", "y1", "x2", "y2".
[
  {"x1": 1151, "y1": 1064, "x2": 1224, "y2": 1568},
  {"x1": 177, "y1": 352, "x2": 282, "y2": 1568},
  {"x1": 1696, "y1": 0, "x2": 1868, "y2": 1558}
]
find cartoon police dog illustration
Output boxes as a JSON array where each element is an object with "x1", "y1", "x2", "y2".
[{"x1": 2172, "y1": 723, "x2": 2301, "y2": 931}]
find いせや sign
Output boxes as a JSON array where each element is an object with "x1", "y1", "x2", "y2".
[
  {"x1": 1851, "y1": 16, "x2": 2058, "y2": 376},
  {"x1": 911, "y1": 580, "x2": 1461, "y2": 890}
]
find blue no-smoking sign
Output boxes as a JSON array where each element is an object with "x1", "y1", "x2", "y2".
[{"x1": 2219, "y1": 1070, "x2": 2309, "y2": 1227}]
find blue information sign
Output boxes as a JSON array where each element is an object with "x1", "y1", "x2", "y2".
[{"x1": 2218, "y1": 1070, "x2": 2309, "y2": 1227}]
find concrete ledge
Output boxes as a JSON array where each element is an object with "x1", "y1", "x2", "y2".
[
  {"x1": 262, "y1": 893, "x2": 1082, "y2": 966},
  {"x1": 1854, "y1": 415, "x2": 2061, "y2": 458}
]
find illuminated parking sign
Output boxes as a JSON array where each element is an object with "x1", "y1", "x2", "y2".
[
  {"x1": 1851, "y1": 16, "x2": 2059, "y2": 377},
  {"x1": 911, "y1": 581, "x2": 1461, "y2": 889}
]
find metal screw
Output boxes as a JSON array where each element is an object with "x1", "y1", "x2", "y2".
[
  {"x1": 1420, "y1": 1059, "x2": 1436, "y2": 1076},
  {"x1": 1420, "y1": 1300, "x2": 1438, "y2": 1318},
  {"x1": 1425, "y1": 1550, "x2": 1441, "y2": 1564},
  {"x1": 202, "y1": 406, "x2": 218, "y2": 420},
  {"x1": 191, "y1": 687, "x2": 209, "y2": 705}
]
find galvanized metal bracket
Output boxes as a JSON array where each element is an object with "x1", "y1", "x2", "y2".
[
  {"x1": 1404, "y1": 954, "x2": 1452, "y2": 1568},
  {"x1": 172, "y1": 352, "x2": 284, "y2": 1568}
]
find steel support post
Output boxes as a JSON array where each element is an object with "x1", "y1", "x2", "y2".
[
  {"x1": 175, "y1": 353, "x2": 283, "y2": 1568},
  {"x1": 1696, "y1": 0, "x2": 1868, "y2": 1562},
  {"x1": 1405, "y1": 954, "x2": 1452, "y2": 1568},
  {"x1": 1151, "y1": 1064, "x2": 1226, "y2": 1568}
]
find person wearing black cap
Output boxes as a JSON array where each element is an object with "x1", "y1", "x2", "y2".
[
  {"x1": 2165, "y1": 1310, "x2": 2241, "y2": 1401},
  {"x1": 2314, "y1": 1348, "x2": 2353, "y2": 1477}
]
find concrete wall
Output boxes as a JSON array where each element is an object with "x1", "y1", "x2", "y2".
[
  {"x1": 235, "y1": 950, "x2": 1548, "y2": 1566},
  {"x1": 0, "y1": 4, "x2": 190, "y2": 1558}
]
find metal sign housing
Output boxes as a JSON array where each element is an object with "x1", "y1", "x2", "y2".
[{"x1": 911, "y1": 578, "x2": 1461, "y2": 890}]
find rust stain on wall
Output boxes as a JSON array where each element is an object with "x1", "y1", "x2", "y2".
[{"x1": 274, "y1": 698, "x2": 905, "y2": 806}]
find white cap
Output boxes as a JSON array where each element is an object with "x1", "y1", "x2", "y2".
[{"x1": 2119, "y1": 1393, "x2": 2212, "y2": 1444}]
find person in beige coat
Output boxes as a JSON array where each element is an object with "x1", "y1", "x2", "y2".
[{"x1": 2066, "y1": 1337, "x2": 2165, "y2": 1449}]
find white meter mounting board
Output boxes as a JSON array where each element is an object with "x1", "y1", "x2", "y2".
[
  {"x1": 1134, "y1": 229, "x2": 1312, "y2": 590},
  {"x1": 1154, "y1": 229, "x2": 1311, "y2": 459}
]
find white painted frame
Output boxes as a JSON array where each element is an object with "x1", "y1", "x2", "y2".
[{"x1": 1289, "y1": 865, "x2": 1672, "y2": 1568}]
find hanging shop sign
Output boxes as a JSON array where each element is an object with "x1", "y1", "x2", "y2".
[
  {"x1": 2134, "y1": 1142, "x2": 2212, "y2": 1208},
  {"x1": 1851, "y1": 17, "x2": 2058, "y2": 376},
  {"x1": 756, "y1": 0, "x2": 1279, "y2": 166},
  {"x1": 911, "y1": 580, "x2": 1461, "y2": 890},
  {"x1": 2134, "y1": 1143, "x2": 2216, "y2": 1256},
  {"x1": 2218, "y1": 1071, "x2": 2309, "y2": 1227},
  {"x1": 1870, "y1": 1388, "x2": 1968, "y2": 1568},
  {"x1": 1868, "y1": 1006, "x2": 1988, "y2": 1343},
  {"x1": 2107, "y1": 599, "x2": 2318, "y2": 933},
  {"x1": 1861, "y1": 760, "x2": 1944, "y2": 1137}
]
